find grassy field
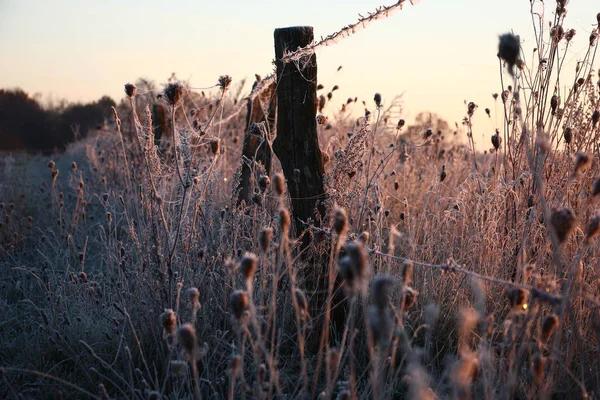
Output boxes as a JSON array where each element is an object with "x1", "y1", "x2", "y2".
[{"x1": 2, "y1": 3, "x2": 600, "y2": 400}]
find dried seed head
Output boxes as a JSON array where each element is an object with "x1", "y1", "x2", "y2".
[
  {"x1": 550, "y1": 95, "x2": 559, "y2": 114},
  {"x1": 532, "y1": 353, "x2": 546, "y2": 385},
  {"x1": 586, "y1": 213, "x2": 600, "y2": 241},
  {"x1": 339, "y1": 241, "x2": 368, "y2": 294},
  {"x1": 217, "y1": 75, "x2": 232, "y2": 91},
  {"x1": 440, "y1": 166, "x2": 447, "y2": 182},
  {"x1": 177, "y1": 323, "x2": 196, "y2": 354},
  {"x1": 273, "y1": 173, "x2": 285, "y2": 196},
  {"x1": 492, "y1": 130, "x2": 502, "y2": 150},
  {"x1": 498, "y1": 33, "x2": 520, "y2": 76},
  {"x1": 573, "y1": 152, "x2": 591, "y2": 177},
  {"x1": 160, "y1": 309, "x2": 176, "y2": 335},
  {"x1": 564, "y1": 127, "x2": 572, "y2": 144},
  {"x1": 229, "y1": 290, "x2": 249, "y2": 320},
  {"x1": 402, "y1": 287, "x2": 418, "y2": 310},
  {"x1": 374, "y1": 93, "x2": 382, "y2": 108},
  {"x1": 279, "y1": 208, "x2": 291, "y2": 233},
  {"x1": 209, "y1": 138, "x2": 221, "y2": 155},
  {"x1": 294, "y1": 288, "x2": 309, "y2": 319},
  {"x1": 371, "y1": 274, "x2": 395, "y2": 309},
  {"x1": 358, "y1": 231, "x2": 370, "y2": 244},
  {"x1": 258, "y1": 227, "x2": 273, "y2": 252},
  {"x1": 369, "y1": 305, "x2": 394, "y2": 346},
  {"x1": 258, "y1": 175, "x2": 271, "y2": 192},
  {"x1": 592, "y1": 110, "x2": 600, "y2": 127},
  {"x1": 402, "y1": 261, "x2": 414, "y2": 286},
  {"x1": 333, "y1": 207, "x2": 348, "y2": 235},
  {"x1": 316, "y1": 114, "x2": 328, "y2": 125},
  {"x1": 550, "y1": 207, "x2": 575, "y2": 243},
  {"x1": 593, "y1": 178, "x2": 600, "y2": 197},
  {"x1": 187, "y1": 287, "x2": 200, "y2": 306},
  {"x1": 163, "y1": 82, "x2": 184, "y2": 106},
  {"x1": 78, "y1": 271, "x2": 88, "y2": 283},
  {"x1": 124, "y1": 83, "x2": 137, "y2": 98},
  {"x1": 397, "y1": 119, "x2": 405, "y2": 129},
  {"x1": 541, "y1": 314, "x2": 559, "y2": 341},
  {"x1": 507, "y1": 288, "x2": 528, "y2": 310},
  {"x1": 240, "y1": 252, "x2": 258, "y2": 280}
]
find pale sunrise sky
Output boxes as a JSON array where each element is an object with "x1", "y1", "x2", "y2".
[{"x1": 1, "y1": 0, "x2": 599, "y2": 148}]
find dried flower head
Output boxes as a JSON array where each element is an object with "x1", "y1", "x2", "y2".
[
  {"x1": 564, "y1": 127, "x2": 572, "y2": 144},
  {"x1": 333, "y1": 207, "x2": 348, "y2": 235},
  {"x1": 339, "y1": 241, "x2": 368, "y2": 294},
  {"x1": 541, "y1": 314, "x2": 559, "y2": 341},
  {"x1": 507, "y1": 288, "x2": 528, "y2": 310},
  {"x1": 358, "y1": 231, "x2": 370, "y2": 244},
  {"x1": 177, "y1": 323, "x2": 196, "y2": 354},
  {"x1": 498, "y1": 33, "x2": 520, "y2": 76},
  {"x1": 402, "y1": 287, "x2": 418, "y2": 310},
  {"x1": 209, "y1": 138, "x2": 221, "y2": 155},
  {"x1": 160, "y1": 309, "x2": 176, "y2": 335},
  {"x1": 279, "y1": 208, "x2": 291, "y2": 233},
  {"x1": 218, "y1": 75, "x2": 232, "y2": 91},
  {"x1": 374, "y1": 93, "x2": 382, "y2": 107},
  {"x1": 240, "y1": 252, "x2": 258, "y2": 280},
  {"x1": 163, "y1": 82, "x2": 184, "y2": 106},
  {"x1": 258, "y1": 175, "x2": 271, "y2": 192},
  {"x1": 258, "y1": 227, "x2": 273, "y2": 252},
  {"x1": 550, "y1": 207, "x2": 575, "y2": 243},
  {"x1": 492, "y1": 130, "x2": 502, "y2": 150},
  {"x1": 371, "y1": 274, "x2": 395, "y2": 309},
  {"x1": 188, "y1": 287, "x2": 200, "y2": 306},
  {"x1": 273, "y1": 173, "x2": 285, "y2": 196},
  {"x1": 573, "y1": 152, "x2": 591, "y2": 177},
  {"x1": 124, "y1": 83, "x2": 137, "y2": 98},
  {"x1": 316, "y1": 114, "x2": 328, "y2": 125},
  {"x1": 229, "y1": 290, "x2": 249, "y2": 320}
]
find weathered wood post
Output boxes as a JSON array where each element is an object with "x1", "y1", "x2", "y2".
[{"x1": 273, "y1": 26, "x2": 327, "y2": 240}]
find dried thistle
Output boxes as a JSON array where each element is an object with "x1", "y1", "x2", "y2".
[
  {"x1": 124, "y1": 83, "x2": 137, "y2": 98},
  {"x1": 177, "y1": 323, "x2": 196, "y2": 355},
  {"x1": 279, "y1": 208, "x2": 291, "y2": 233},
  {"x1": 541, "y1": 314, "x2": 559, "y2": 341},
  {"x1": 333, "y1": 207, "x2": 348, "y2": 235},
  {"x1": 498, "y1": 33, "x2": 521, "y2": 76},
  {"x1": 273, "y1": 173, "x2": 285, "y2": 197},
  {"x1": 240, "y1": 252, "x2": 258, "y2": 280},
  {"x1": 550, "y1": 207, "x2": 575, "y2": 243},
  {"x1": 160, "y1": 309, "x2": 176, "y2": 335},
  {"x1": 573, "y1": 152, "x2": 591, "y2": 177},
  {"x1": 258, "y1": 227, "x2": 273, "y2": 252},
  {"x1": 492, "y1": 130, "x2": 502, "y2": 150},
  {"x1": 229, "y1": 290, "x2": 249, "y2": 320},
  {"x1": 218, "y1": 75, "x2": 232, "y2": 91}
]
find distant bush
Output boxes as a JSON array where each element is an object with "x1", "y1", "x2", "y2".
[{"x1": 0, "y1": 88, "x2": 115, "y2": 153}]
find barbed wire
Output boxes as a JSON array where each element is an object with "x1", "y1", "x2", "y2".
[{"x1": 282, "y1": 0, "x2": 421, "y2": 64}]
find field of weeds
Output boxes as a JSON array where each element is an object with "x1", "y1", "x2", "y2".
[{"x1": 1, "y1": 1, "x2": 600, "y2": 399}]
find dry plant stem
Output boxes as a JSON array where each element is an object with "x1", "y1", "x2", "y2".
[
  {"x1": 3, "y1": 368, "x2": 102, "y2": 400},
  {"x1": 111, "y1": 107, "x2": 133, "y2": 195},
  {"x1": 311, "y1": 233, "x2": 342, "y2": 397},
  {"x1": 357, "y1": 110, "x2": 380, "y2": 229}
]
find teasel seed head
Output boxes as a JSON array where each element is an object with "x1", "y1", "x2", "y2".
[
  {"x1": 163, "y1": 82, "x2": 184, "y2": 106},
  {"x1": 258, "y1": 227, "x2": 273, "y2": 252},
  {"x1": 492, "y1": 130, "x2": 502, "y2": 150},
  {"x1": 333, "y1": 207, "x2": 348, "y2": 235},
  {"x1": 273, "y1": 173, "x2": 285, "y2": 197},
  {"x1": 279, "y1": 208, "x2": 291, "y2": 233},
  {"x1": 177, "y1": 323, "x2": 196, "y2": 355},
  {"x1": 240, "y1": 252, "x2": 258, "y2": 280},
  {"x1": 550, "y1": 207, "x2": 575, "y2": 243},
  {"x1": 124, "y1": 83, "x2": 137, "y2": 98},
  {"x1": 229, "y1": 290, "x2": 249, "y2": 320},
  {"x1": 187, "y1": 287, "x2": 200, "y2": 307},
  {"x1": 374, "y1": 93, "x2": 382, "y2": 108},
  {"x1": 371, "y1": 274, "x2": 395, "y2": 310},
  {"x1": 541, "y1": 314, "x2": 559, "y2": 341},
  {"x1": 160, "y1": 309, "x2": 176, "y2": 335}
]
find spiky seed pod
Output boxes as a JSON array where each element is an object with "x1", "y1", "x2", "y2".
[
  {"x1": 163, "y1": 82, "x2": 184, "y2": 106},
  {"x1": 160, "y1": 309, "x2": 176, "y2": 335},
  {"x1": 177, "y1": 323, "x2": 196, "y2": 354},
  {"x1": 371, "y1": 275, "x2": 395, "y2": 310},
  {"x1": 209, "y1": 138, "x2": 221, "y2": 155},
  {"x1": 273, "y1": 173, "x2": 285, "y2": 196},
  {"x1": 541, "y1": 314, "x2": 559, "y2": 341},
  {"x1": 585, "y1": 213, "x2": 600, "y2": 241},
  {"x1": 507, "y1": 288, "x2": 528, "y2": 310},
  {"x1": 217, "y1": 75, "x2": 232, "y2": 90},
  {"x1": 402, "y1": 261, "x2": 414, "y2": 286},
  {"x1": 240, "y1": 252, "x2": 258, "y2": 280},
  {"x1": 394, "y1": 181, "x2": 399, "y2": 190},
  {"x1": 492, "y1": 130, "x2": 502, "y2": 150},
  {"x1": 48, "y1": 160, "x2": 55, "y2": 170},
  {"x1": 573, "y1": 152, "x2": 591, "y2": 176},
  {"x1": 124, "y1": 83, "x2": 137, "y2": 97},
  {"x1": 467, "y1": 102, "x2": 478, "y2": 116},
  {"x1": 294, "y1": 288, "x2": 309, "y2": 319},
  {"x1": 397, "y1": 119, "x2": 405, "y2": 128},
  {"x1": 485, "y1": 108, "x2": 491, "y2": 117},
  {"x1": 374, "y1": 93, "x2": 382, "y2": 107},
  {"x1": 593, "y1": 178, "x2": 600, "y2": 197},
  {"x1": 592, "y1": 110, "x2": 600, "y2": 127},
  {"x1": 279, "y1": 208, "x2": 291, "y2": 233},
  {"x1": 333, "y1": 207, "x2": 348, "y2": 235},
  {"x1": 532, "y1": 353, "x2": 546, "y2": 385},
  {"x1": 403, "y1": 287, "x2": 418, "y2": 310},
  {"x1": 550, "y1": 95, "x2": 559, "y2": 114},
  {"x1": 440, "y1": 165, "x2": 447, "y2": 182},
  {"x1": 498, "y1": 33, "x2": 521, "y2": 76},
  {"x1": 188, "y1": 287, "x2": 200, "y2": 306},
  {"x1": 316, "y1": 114, "x2": 328, "y2": 125},
  {"x1": 358, "y1": 231, "x2": 370, "y2": 244},
  {"x1": 564, "y1": 127, "x2": 572, "y2": 144},
  {"x1": 229, "y1": 290, "x2": 249, "y2": 320},
  {"x1": 78, "y1": 271, "x2": 88, "y2": 283},
  {"x1": 550, "y1": 208, "x2": 575, "y2": 243},
  {"x1": 258, "y1": 175, "x2": 270, "y2": 192},
  {"x1": 258, "y1": 227, "x2": 273, "y2": 252},
  {"x1": 566, "y1": 28, "x2": 576, "y2": 41},
  {"x1": 424, "y1": 128, "x2": 433, "y2": 139}
]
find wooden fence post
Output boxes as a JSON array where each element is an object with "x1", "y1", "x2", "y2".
[{"x1": 273, "y1": 26, "x2": 327, "y2": 241}]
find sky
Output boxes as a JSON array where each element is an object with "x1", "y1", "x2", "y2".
[{"x1": 1, "y1": 0, "x2": 599, "y2": 148}]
